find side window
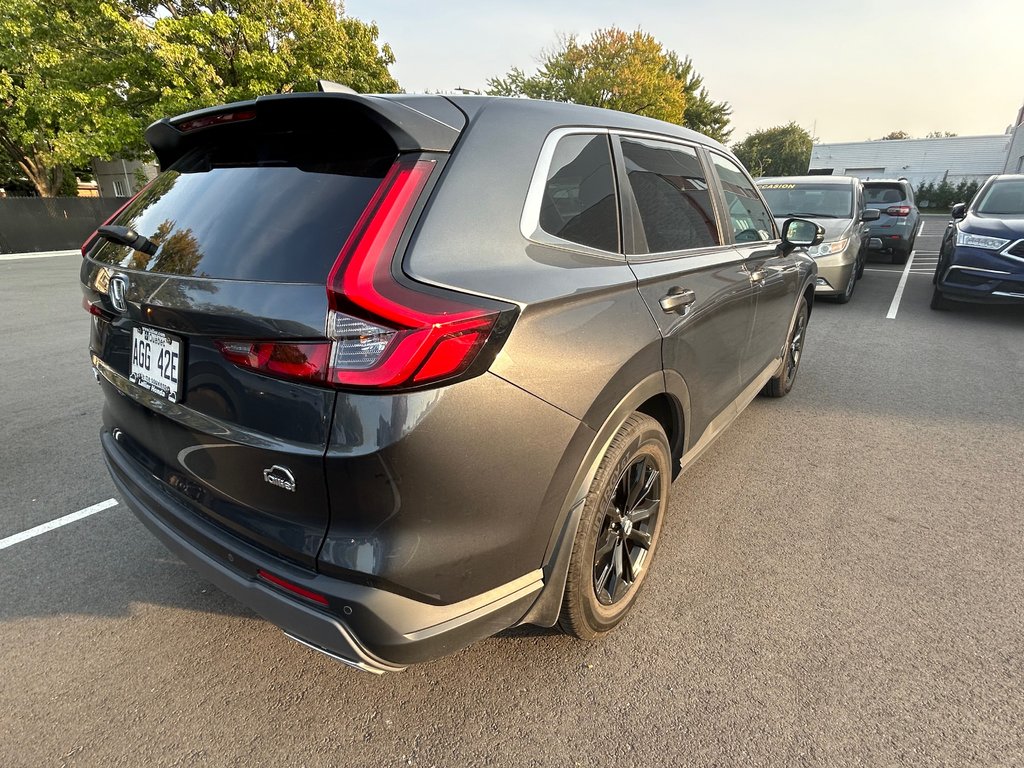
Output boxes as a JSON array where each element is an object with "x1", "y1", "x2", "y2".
[
  {"x1": 539, "y1": 134, "x2": 619, "y2": 252},
  {"x1": 709, "y1": 153, "x2": 775, "y2": 243},
  {"x1": 620, "y1": 138, "x2": 719, "y2": 254}
]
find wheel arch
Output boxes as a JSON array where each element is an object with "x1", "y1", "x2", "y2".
[{"x1": 519, "y1": 369, "x2": 690, "y2": 628}]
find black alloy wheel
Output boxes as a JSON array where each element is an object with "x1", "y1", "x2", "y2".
[
  {"x1": 592, "y1": 455, "x2": 661, "y2": 605},
  {"x1": 559, "y1": 413, "x2": 670, "y2": 639},
  {"x1": 763, "y1": 296, "x2": 808, "y2": 398}
]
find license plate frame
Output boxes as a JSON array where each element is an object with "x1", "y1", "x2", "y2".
[{"x1": 129, "y1": 325, "x2": 184, "y2": 403}]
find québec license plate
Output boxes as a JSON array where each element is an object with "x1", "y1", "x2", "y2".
[{"x1": 130, "y1": 326, "x2": 182, "y2": 402}]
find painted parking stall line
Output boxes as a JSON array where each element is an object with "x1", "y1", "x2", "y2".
[
  {"x1": 886, "y1": 249, "x2": 917, "y2": 320},
  {"x1": 0, "y1": 499, "x2": 119, "y2": 550},
  {"x1": 0, "y1": 249, "x2": 79, "y2": 262}
]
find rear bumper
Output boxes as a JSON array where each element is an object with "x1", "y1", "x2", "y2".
[{"x1": 102, "y1": 429, "x2": 543, "y2": 670}]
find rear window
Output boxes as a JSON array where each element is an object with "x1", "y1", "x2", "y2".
[
  {"x1": 539, "y1": 134, "x2": 619, "y2": 252},
  {"x1": 89, "y1": 127, "x2": 395, "y2": 282},
  {"x1": 864, "y1": 184, "x2": 906, "y2": 205}
]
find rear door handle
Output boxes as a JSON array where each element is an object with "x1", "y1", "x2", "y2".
[{"x1": 659, "y1": 287, "x2": 696, "y2": 315}]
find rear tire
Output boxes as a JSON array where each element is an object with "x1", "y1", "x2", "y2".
[
  {"x1": 764, "y1": 296, "x2": 808, "y2": 398},
  {"x1": 892, "y1": 245, "x2": 910, "y2": 265},
  {"x1": 558, "y1": 413, "x2": 670, "y2": 640}
]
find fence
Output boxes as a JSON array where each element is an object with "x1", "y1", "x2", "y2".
[{"x1": 0, "y1": 197, "x2": 129, "y2": 254}]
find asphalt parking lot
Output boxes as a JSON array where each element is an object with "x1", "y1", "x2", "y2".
[{"x1": 2, "y1": 215, "x2": 1022, "y2": 767}]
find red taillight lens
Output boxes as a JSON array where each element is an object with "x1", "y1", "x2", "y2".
[
  {"x1": 886, "y1": 205, "x2": 911, "y2": 217},
  {"x1": 174, "y1": 109, "x2": 256, "y2": 133},
  {"x1": 256, "y1": 569, "x2": 329, "y2": 606},
  {"x1": 82, "y1": 296, "x2": 113, "y2": 319},
  {"x1": 325, "y1": 156, "x2": 502, "y2": 388},
  {"x1": 216, "y1": 341, "x2": 331, "y2": 383}
]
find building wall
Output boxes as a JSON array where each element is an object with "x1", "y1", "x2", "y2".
[
  {"x1": 1003, "y1": 104, "x2": 1024, "y2": 174},
  {"x1": 92, "y1": 159, "x2": 158, "y2": 198},
  {"x1": 809, "y1": 135, "x2": 1012, "y2": 187}
]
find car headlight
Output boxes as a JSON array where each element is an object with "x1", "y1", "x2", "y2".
[
  {"x1": 955, "y1": 231, "x2": 1010, "y2": 250},
  {"x1": 808, "y1": 238, "x2": 849, "y2": 257}
]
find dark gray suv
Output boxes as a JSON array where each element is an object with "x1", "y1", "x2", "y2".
[{"x1": 81, "y1": 91, "x2": 821, "y2": 672}]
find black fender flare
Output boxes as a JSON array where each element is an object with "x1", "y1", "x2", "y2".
[{"x1": 520, "y1": 369, "x2": 690, "y2": 627}]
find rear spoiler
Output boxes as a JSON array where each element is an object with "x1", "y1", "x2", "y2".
[{"x1": 145, "y1": 92, "x2": 464, "y2": 170}]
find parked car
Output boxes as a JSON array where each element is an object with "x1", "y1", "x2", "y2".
[
  {"x1": 931, "y1": 174, "x2": 1024, "y2": 310},
  {"x1": 757, "y1": 175, "x2": 880, "y2": 303},
  {"x1": 81, "y1": 90, "x2": 822, "y2": 672},
  {"x1": 863, "y1": 178, "x2": 920, "y2": 264}
]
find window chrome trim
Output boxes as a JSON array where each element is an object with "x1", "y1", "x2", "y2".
[{"x1": 519, "y1": 127, "x2": 622, "y2": 260}]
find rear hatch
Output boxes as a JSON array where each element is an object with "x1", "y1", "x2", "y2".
[
  {"x1": 81, "y1": 94, "x2": 462, "y2": 568},
  {"x1": 864, "y1": 182, "x2": 910, "y2": 233}
]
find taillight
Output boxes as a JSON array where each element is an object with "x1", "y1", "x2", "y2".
[
  {"x1": 325, "y1": 156, "x2": 503, "y2": 389},
  {"x1": 886, "y1": 205, "x2": 911, "y2": 217},
  {"x1": 216, "y1": 341, "x2": 331, "y2": 384}
]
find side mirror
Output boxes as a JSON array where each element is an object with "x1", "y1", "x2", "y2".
[
  {"x1": 861, "y1": 208, "x2": 881, "y2": 222},
  {"x1": 781, "y1": 218, "x2": 825, "y2": 255},
  {"x1": 951, "y1": 203, "x2": 967, "y2": 220}
]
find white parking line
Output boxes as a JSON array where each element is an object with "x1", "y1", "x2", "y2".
[
  {"x1": 0, "y1": 249, "x2": 79, "y2": 262},
  {"x1": 0, "y1": 499, "x2": 118, "y2": 550},
  {"x1": 918, "y1": 221, "x2": 926, "y2": 237},
  {"x1": 886, "y1": 250, "x2": 917, "y2": 320}
]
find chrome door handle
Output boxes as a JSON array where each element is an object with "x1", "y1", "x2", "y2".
[
  {"x1": 659, "y1": 287, "x2": 696, "y2": 314},
  {"x1": 749, "y1": 269, "x2": 767, "y2": 284}
]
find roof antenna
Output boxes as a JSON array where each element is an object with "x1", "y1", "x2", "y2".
[{"x1": 317, "y1": 80, "x2": 358, "y2": 95}]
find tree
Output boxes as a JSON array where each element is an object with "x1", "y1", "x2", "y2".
[
  {"x1": 880, "y1": 130, "x2": 912, "y2": 140},
  {"x1": 732, "y1": 123, "x2": 813, "y2": 177},
  {"x1": 663, "y1": 52, "x2": 732, "y2": 143},
  {"x1": 486, "y1": 27, "x2": 732, "y2": 140},
  {"x1": 0, "y1": 0, "x2": 399, "y2": 197}
]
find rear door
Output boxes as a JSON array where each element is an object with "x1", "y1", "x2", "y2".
[
  {"x1": 616, "y1": 135, "x2": 755, "y2": 440},
  {"x1": 80, "y1": 100, "x2": 403, "y2": 566},
  {"x1": 707, "y1": 151, "x2": 799, "y2": 384}
]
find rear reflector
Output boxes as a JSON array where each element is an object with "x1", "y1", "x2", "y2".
[
  {"x1": 886, "y1": 205, "x2": 911, "y2": 216},
  {"x1": 256, "y1": 569, "x2": 329, "y2": 606},
  {"x1": 217, "y1": 340, "x2": 331, "y2": 383},
  {"x1": 326, "y1": 156, "x2": 502, "y2": 388}
]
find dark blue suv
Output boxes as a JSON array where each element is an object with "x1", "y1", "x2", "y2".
[{"x1": 932, "y1": 174, "x2": 1024, "y2": 310}]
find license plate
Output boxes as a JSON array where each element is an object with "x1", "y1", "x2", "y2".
[{"x1": 130, "y1": 326, "x2": 183, "y2": 402}]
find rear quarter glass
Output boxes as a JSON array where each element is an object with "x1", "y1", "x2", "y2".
[{"x1": 88, "y1": 129, "x2": 394, "y2": 283}]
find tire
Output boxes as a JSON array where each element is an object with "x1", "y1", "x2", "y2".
[
  {"x1": 558, "y1": 413, "x2": 671, "y2": 640},
  {"x1": 930, "y1": 286, "x2": 953, "y2": 311},
  {"x1": 833, "y1": 267, "x2": 856, "y2": 304},
  {"x1": 891, "y1": 245, "x2": 910, "y2": 265},
  {"x1": 856, "y1": 256, "x2": 865, "y2": 280},
  {"x1": 763, "y1": 296, "x2": 808, "y2": 398}
]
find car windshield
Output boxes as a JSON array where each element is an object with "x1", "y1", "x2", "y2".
[
  {"x1": 758, "y1": 183, "x2": 853, "y2": 219},
  {"x1": 974, "y1": 179, "x2": 1024, "y2": 216}
]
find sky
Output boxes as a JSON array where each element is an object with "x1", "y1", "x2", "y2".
[{"x1": 345, "y1": 0, "x2": 1024, "y2": 145}]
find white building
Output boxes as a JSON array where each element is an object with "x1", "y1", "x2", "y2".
[
  {"x1": 92, "y1": 159, "x2": 158, "y2": 198},
  {"x1": 808, "y1": 134, "x2": 1013, "y2": 187}
]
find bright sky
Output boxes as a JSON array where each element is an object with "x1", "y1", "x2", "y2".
[{"x1": 345, "y1": 0, "x2": 1024, "y2": 144}]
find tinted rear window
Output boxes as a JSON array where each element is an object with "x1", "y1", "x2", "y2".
[
  {"x1": 864, "y1": 184, "x2": 906, "y2": 204},
  {"x1": 539, "y1": 134, "x2": 619, "y2": 252},
  {"x1": 89, "y1": 128, "x2": 394, "y2": 282}
]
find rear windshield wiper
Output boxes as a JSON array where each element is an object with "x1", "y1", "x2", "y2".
[{"x1": 97, "y1": 224, "x2": 159, "y2": 256}]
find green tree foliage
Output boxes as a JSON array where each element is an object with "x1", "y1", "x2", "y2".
[
  {"x1": 486, "y1": 27, "x2": 732, "y2": 141},
  {"x1": 0, "y1": 0, "x2": 398, "y2": 197},
  {"x1": 880, "y1": 130, "x2": 912, "y2": 140},
  {"x1": 915, "y1": 178, "x2": 980, "y2": 210},
  {"x1": 731, "y1": 123, "x2": 813, "y2": 177}
]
